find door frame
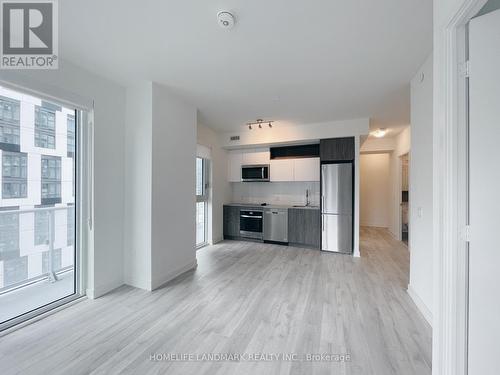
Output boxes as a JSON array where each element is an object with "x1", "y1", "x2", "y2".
[
  {"x1": 195, "y1": 157, "x2": 209, "y2": 248},
  {"x1": 433, "y1": 1, "x2": 487, "y2": 374},
  {"x1": 399, "y1": 152, "x2": 409, "y2": 244}
]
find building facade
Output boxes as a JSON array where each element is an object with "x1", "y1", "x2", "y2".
[{"x1": 0, "y1": 85, "x2": 75, "y2": 290}]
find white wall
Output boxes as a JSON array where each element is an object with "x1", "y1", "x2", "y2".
[
  {"x1": 197, "y1": 123, "x2": 231, "y2": 244},
  {"x1": 151, "y1": 83, "x2": 197, "y2": 289},
  {"x1": 408, "y1": 54, "x2": 434, "y2": 324},
  {"x1": 360, "y1": 153, "x2": 391, "y2": 227},
  {"x1": 0, "y1": 60, "x2": 126, "y2": 298},
  {"x1": 123, "y1": 82, "x2": 197, "y2": 291},
  {"x1": 360, "y1": 137, "x2": 396, "y2": 153},
  {"x1": 124, "y1": 82, "x2": 152, "y2": 290},
  {"x1": 219, "y1": 118, "x2": 369, "y2": 148}
]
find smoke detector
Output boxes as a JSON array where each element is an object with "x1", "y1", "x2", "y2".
[{"x1": 217, "y1": 11, "x2": 235, "y2": 29}]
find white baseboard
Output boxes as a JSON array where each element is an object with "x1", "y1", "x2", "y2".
[
  {"x1": 360, "y1": 222, "x2": 389, "y2": 228},
  {"x1": 87, "y1": 280, "x2": 124, "y2": 299},
  {"x1": 407, "y1": 284, "x2": 432, "y2": 326},
  {"x1": 212, "y1": 236, "x2": 223, "y2": 244},
  {"x1": 151, "y1": 259, "x2": 198, "y2": 291}
]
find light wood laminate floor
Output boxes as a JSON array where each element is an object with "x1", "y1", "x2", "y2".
[{"x1": 0, "y1": 227, "x2": 431, "y2": 375}]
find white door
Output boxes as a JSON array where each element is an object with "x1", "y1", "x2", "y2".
[{"x1": 468, "y1": 9, "x2": 500, "y2": 375}]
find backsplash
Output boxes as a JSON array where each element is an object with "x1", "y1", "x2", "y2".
[{"x1": 231, "y1": 182, "x2": 320, "y2": 206}]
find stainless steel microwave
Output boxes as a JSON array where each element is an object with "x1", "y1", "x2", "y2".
[{"x1": 241, "y1": 164, "x2": 270, "y2": 182}]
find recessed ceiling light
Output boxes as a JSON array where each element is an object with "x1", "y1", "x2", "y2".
[{"x1": 372, "y1": 128, "x2": 388, "y2": 138}]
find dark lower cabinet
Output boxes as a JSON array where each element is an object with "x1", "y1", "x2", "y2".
[
  {"x1": 288, "y1": 208, "x2": 321, "y2": 249},
  {"x1": 320, "y1": 137, "x2": 355, "y2": 162},
  {"x1": 223, "y1": 205, "x2": 240, "y2": 237}
]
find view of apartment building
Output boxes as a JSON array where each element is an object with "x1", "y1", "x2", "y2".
[{"x1": 0, "y1": 86, "x2": 75, "y2": 290}]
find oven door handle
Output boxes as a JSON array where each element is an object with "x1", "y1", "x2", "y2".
[{"x1": 240, "y1": 215, "x2": 263, "y2": 219}]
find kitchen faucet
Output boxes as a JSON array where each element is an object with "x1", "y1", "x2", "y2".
[{"x1": 305, "y1": 189, "x2": 310, "y2": 207}]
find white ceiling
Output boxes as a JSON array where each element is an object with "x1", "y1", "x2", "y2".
[{"x1": 59, "y1": 0, "x2": 432, "y2": 134}]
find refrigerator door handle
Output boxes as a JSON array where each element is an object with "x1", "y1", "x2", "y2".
[{"x1": 322, "y1": 215, "x2": 324, "y2": 231}]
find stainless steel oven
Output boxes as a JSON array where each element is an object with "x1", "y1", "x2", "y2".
[
  {"x1": 241, "y1": 165, "x2": 270, "y2": 182},
  {"x1": 240, "y1": 209, "x2": 263, "y2": 240}
]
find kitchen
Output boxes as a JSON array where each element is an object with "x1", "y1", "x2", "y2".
[{"x1": 223, "y1": 137, "x2": 355, "y2": 254}]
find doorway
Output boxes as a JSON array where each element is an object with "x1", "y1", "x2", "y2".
[
  {"x1": 195, "y1": 157, "x2": 209, "y2": 248},
  {"x1": 400, "y1": 153, "x2": 409, "y2": 245}
]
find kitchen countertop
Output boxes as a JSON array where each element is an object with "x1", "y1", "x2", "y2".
[{"x1": 225, "y1": 203, "x2": 320, "y2": 210}]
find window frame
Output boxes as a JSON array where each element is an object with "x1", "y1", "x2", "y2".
[
  {"x1": 40, "y1": 155, "x2": 62, "y2": 204},
  {"x1": 0, "y1": 95, "x2": 21, "y2": 147},
  {"x1": 34, "y1": 105, "x2": 56, "y2": 149},
  {"x1": 2, "y1": 151, "x2": 28, "y2": 199},
  {"x1": 67, "y1": 113, "x2": 75, "y2": 157},
  {"x1": 0, "y1": 81, "x2": 89, "y2": 332}
]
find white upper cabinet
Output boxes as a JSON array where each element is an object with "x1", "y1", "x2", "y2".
[
  {"x1": 242, "y1": 148, "x2": 270, "y2": 165},
  {"x1": 294, "y1": 157, "x2": 320, "y2": 181},
  {"x1": 227, "y1": 149, "x2": 319, "y2": 182},
  {"x1": 227, "y1": 151, "x2": 243, "y2": 182},
  {"x1": 270, "y1": 159, "x2": 294, "y2": 181}
]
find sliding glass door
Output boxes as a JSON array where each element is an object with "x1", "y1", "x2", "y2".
[
  {"x1": 196, "y1": 157, "x2": 209, "y2": 248},
  {"x1": 0, "y1": 84, "x2": 81, "y2": 330}
]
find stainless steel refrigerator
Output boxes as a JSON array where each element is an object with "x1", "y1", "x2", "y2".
[{"x1": 321, "y1": 163, "x2": 353, "y2": 253}]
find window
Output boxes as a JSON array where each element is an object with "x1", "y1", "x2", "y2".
[
  {"x1": 3, "y1": 256, "x2": 28, "y2": 287},
  {"x1": 41, "y1": 249, "x2": 62, "y2": 274},
  {"x1": 0, "y1": 96, "x2": 20, "y2": 149},
  {"x1": 35, "y1": 106, "x2": 56, "y2": 149},
  {"x1": 67, "y1": 114, "x2": 75, "y2": 157},
  {"x1": 67, "y1": 205, "x2": 74, "y2": 246},
  {"x1": 2, "y1": 152, "x2": 27, "y2": 199},
  {"x1": 196, "y1": 157, "x2": 209, "y2": 248},
  {"x1": 0, "y1": 212, "x2": 19, "y2": 261},
  {"x1": 0, "y1": 85, "x2": 81, "y2": 330},
  {"x1": 41, "y1": 155, "x2": 61, "y2": 204},
  {"x1": 35, "y1": 211, "x2": 50, "y2": 246}
]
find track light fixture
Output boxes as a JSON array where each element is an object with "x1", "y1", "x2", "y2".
[{"x1": 246, "y1": 118, "x2": 275, "y2": 130}]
